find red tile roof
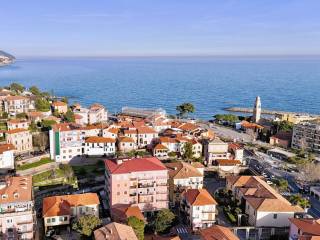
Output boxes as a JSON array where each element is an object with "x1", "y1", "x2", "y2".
[
  {"x1": 184, "y1": 189, "x2": 217, "y2": 206},
  {"x1": 0, "y1": 144, "x2": 15, "y2": 154},
  {"x1": 52, "y1": 101, "x2": 67, "y2": 107},
  {"x1": 105, "y1": 157, "x2": 167, "y2": 174},
  {"x1": 200, "y1": 225, "x2": 239, "y2": 240},
  {"x1": 85, "y1": 136, "x2": 116, "y2": 143},
  {"x1": 6, "y1": 128, "x2": 29, "y2": 134}
]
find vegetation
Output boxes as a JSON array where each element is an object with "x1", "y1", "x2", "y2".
[
  {"x1": 168, "y1": 152, "x2": 177, "y2": 158},
  {"x1": 32, "y1": 132, "x2": 49, "y2": 151},
  {"x1": 154, "y1": 209, "x2": 175, "y2": 234},
  {"x1": 64, "y1": 109, "x2": 75, "y2": 122},
  {"x1": 289, "y1": 194, "x2": 310, "y2": 209},
  {"x1": 9, "y1": 82, "x2": 25, "y2": 93},
  {"x1": 127, "y1": 216, "x2": 145, "y2": 240},
  {"x1": 72, "y1": 215, "x2": 101, "y2": 237},
  {"x1": 17, "y1": 158, "x2": 54, "y2": 171},
  {"x1": 40, "y1": 119, "x2": 57, "y2": 130},
  {"x1": 16, "y1": 112, "x2": 27, "y2": 119},
  {"x1": 274, "y1": 179, "x2": 288, "y2": 192},
  {"x1": 35, "y1": 97, "x2": 51, "y2": 112},
  {"x1": 214, "y1": 114, "x2": 239, "y2": 123},
  {"x1": 29, "y1": 86, "x2": 41, "y2": 96},
  {"x1": 176, "y1": 102, "x2": 195, "y2": 118},
  {"x1": 182, "y1": 142, "x2": 193, "y2": 160},
  {"x1": 272, "y1": 120, "x2": 293, "y2": 132}
]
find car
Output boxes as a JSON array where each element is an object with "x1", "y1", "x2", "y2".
[
  {"x1": 266, "y1": 181, "x2": 273, "y2": 185},
  {"x1": 45, "y1": 229, "x2": 55, "y2": 238}
]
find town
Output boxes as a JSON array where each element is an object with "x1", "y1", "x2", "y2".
[{"x1": 0, "y1": 82, "x2": 319, "y2": 240}]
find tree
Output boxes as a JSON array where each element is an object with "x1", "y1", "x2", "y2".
[
  {"x1": 154, "y1": 209, "x2": 175, "y2": 234},
  {"x1": 176, "y1": 103, "x2": 195, "y2": 118},
  {"x1": 168, "y1": 152, "x2": 177, "y2": 158},
  {"x1": 214, "y1": 114, "x2": 239, "y2": 123},
  {"x1": 297, "y1": 163, "x2": 320, "y2": 183},
  {"x1": 29, "y1": 86, "x2": 41, "y2": 96},
  {"x1": 29, "y1": 121, "x2": 38, "y2": 132},
  {"x1": 127, "y1": 216, "x2": 145, "y2": 240},
  {"x1": 9, "y1": 83, "x2": 25, "y2": 93},
  {"x1": 276, "y1": 179, "x2": 288, "y2": 192},
  {"x1": 289, "y1": 194, "x2": 310, "y2": 209},
  {"x1": 16, "y1": 112, "x2": 27, "y2": 119},
  {"x1": 35, "y1": 98, "x2": 51, "y2": 112},
  {"x1": 182, "y1": 142, "x2": 193, "y2": 160},
  {"x1": 273, "y1": 120, "x2": 293, "y2": 132},
  {"x1": 64, "y1": 109, "x2": 75, "y2": 123},
  {"x1": 61, "y1": 96, "x2": 69, "y2": 104},
  {"x1": 72, "y1": 215, "x2": 101, "y2": 237},
  {"x1": 41, "y1": 120, "x2": 57, "y2": 130},
  {"x1": 32, "y1": 132, "x2": 49, "y2": 151}
]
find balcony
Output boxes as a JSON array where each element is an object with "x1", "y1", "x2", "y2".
[
  {"x1": 138, "y1": 183, "x2": 154, "y2": 188},
  {"x1": 130, "y1": 185, "x2": 137, "y2": 189}
]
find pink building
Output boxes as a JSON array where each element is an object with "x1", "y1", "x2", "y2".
[
  {"x1": 0, "y1": 176, "x2": 35, "y2": 240},
  {"x1": 105, "y1": 157, "x2": 168, "y2": 213}
]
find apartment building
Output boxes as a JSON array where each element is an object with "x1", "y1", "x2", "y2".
[
  {"x1": 3, "y1": 96, "x2": 35, "y2": 115},
  {"x1": 104, "y1": 157, "x2": 168, "y2": 213},
  {"x1": 292, "y1": 120, "x2": 320, "y2": 154},
  {"x1": 136, "y1": 126, "x2": 158, "y2": 148},
  {"x1": 102, "y1": 127, "x2": 119, "y2": 139},
  {"x1": 5, "y1": 129, "x2": 33, "y2": 154},
  {"x1": 180, "y1": 189, "x2": 217, "y2": 231},
  {"x1": 0, "y1": 144, "x2": 15, "y2": 169},
  {"x1": 7, "y1": 119, "x2": 29, "y2": 131},
  {"x1": 0, "y1": 176, "x2": 35, "y2": 240},
  {"x1": 204, "y1": 138, "x2": 231, "y2": 166},
  {"x1": 84, "y1": 136, "x2": 116, "y2": 156},
  {"x1": 289, "y1": 217, "x2": 320, "y2": 240},
  {"x1": 226, "y1": 176, "x2": 303, "y2": 228},
  {"x1": 42, "y1": 193, "x2": 99, "y2": 233},
  {"x1": 165, "y1": 162, "x2": 204, "y2": 204},
  {"x1": 73, "y1": 103, "x2": 108, "y2": 125}
]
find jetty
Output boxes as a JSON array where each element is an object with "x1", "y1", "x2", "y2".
[{"x1": 224, "y1": 107, "x2": 320, "y2": 117}]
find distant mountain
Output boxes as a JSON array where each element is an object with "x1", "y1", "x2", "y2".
[{"x1": 0, "y1": 50, "x2": 15, "y2": 65}]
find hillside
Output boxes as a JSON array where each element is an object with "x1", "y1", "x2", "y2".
[{"x1": 0, "y1": 50, "x2": 15, "y2": 65}]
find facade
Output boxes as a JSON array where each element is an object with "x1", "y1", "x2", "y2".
[
  {"x1": 270, "y1": 131, "x2": 292, "y2": 148},
  {"x1": 200, "y1": 225, "x2": 239, "y2": 240},
  {"x1": 0, "y1": 144, "x2": 15, "y2": 169},
  {"x1": 5, "y1": 129, "x2": 33, "y2": 154},
  {"x1": 94, "y1": 222, "x2": 138, "y2": 240},
  {"x1": 226, "y1": 176, "x2": 303, "y2": 228},
  {"x1": 180, "y1": 189, "x2": 217, "y2": 231},
  {"x1": 289, "y1": 217, "x2": 320, "y2": 240},
  {"x1": 111, "y1": 204, "x2": 144, "y2": 223},
  {"x1": 153, "y1": 143, "x2": 169, "y2": 158},
  {"x1": 117, "y1": 137, "x2": 137, "y2": 153},
  {"x1": 253, "y1": 96, "x2": 261, "y2": 123},
  {"x1": 292, "y1": 120, "x2": 320, "y2": 154},
  {"x1": 165, "y1": 162, "x2": 204, "y2": 204},
  {"x1": 0, "y1": 176, "x2": 35, "y2": 240},
  {"x1": 7, "y1": 119, "x2": 29, "y2": 131},
  {"x1": 276, "y1": 113, "x2": 317, "y2": 124},
  {"x1": 3, "y1": 96, "x2": 35, "y2": 115},
  {"x1": 51, "y1": 101, "x2": 68, "y2": 114},
  {"x1": 105, "y1": 157, "x2": 169, "y2": 212},
  {"x1": 73, "y1": 103, "x2": 108, "y2": 125},
  {"x1": 204, "y1": 138, "x2": 230, "y2": 166},
  {"x1": 42, "y1": 193, "x2": 99, "y2": 232},
  {"x1": 84, "y1": 136, "x2": 116, "y2": 156},
  {"x1": 136, "y1": 127, "x2": 158, "y2": 148}
]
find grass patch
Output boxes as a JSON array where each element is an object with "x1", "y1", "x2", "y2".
[
  {"x1": 0, "y1": 122, "x2": 7, "y2": 131},
  {"x1": 17, "y1": 157, "x2": 54, "y2": 171}
]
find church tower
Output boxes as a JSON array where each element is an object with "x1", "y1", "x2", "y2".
[{"x1": 253, "y1": 96, "x2": 261, "y2": 123}]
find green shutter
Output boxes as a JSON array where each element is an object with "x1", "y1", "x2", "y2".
[{"x1": 55, "y1": 131, "x2": 60, "y2": 155}]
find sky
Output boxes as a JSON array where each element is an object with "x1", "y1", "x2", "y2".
[{"x1": 1, "y1": 0, "x2": 320, "y2": 57}]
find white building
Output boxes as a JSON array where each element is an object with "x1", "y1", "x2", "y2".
[
  {"x1": 7, "y1": 119, "x2": 30, "y2": 130},
  {"x1": 84, "y1": 136, "x2": 116, "y2": 156},
  {"x1": 5, "y1": 128, "x2": 33, "y2": 154},
  {"x1": 73, "y1": 103, "x2": 108, "y2": 125},
  {"x1": 204, "y1": 138, "x2": 230, "y2": 166},
  {"x1": 0, "y1": 144, "x2": 15, "y2": 169},
  {"x1": 181, "y1": 189, "x2": 217, "y2": 231}
]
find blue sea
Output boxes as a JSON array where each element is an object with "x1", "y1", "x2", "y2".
[{"x1": 0, "y1": 57, "x2": 319, "y2": 119}]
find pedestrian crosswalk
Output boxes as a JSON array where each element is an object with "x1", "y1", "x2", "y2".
[{"x1": 176, "y1": 226, "x2": 188, "y2": 234}]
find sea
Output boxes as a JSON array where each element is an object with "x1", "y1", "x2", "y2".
[{"x1": 0, "y1": 56, "x2": 319, "y2": 119}]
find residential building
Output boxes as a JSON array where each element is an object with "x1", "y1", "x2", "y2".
[
  {"x1": 51, "y1": 101, "x2": 68, "y2": 114},
  {"x1": 191, "y1": 139, "x2": 203, "y2": 158},
  {"x1": 3, "y1": 96, "x2": 35, "y2": 115},
  {"x1": 159, "y1": 137, "x2": 179, "y2": 153},
  {"x1": 228, "y1": 143, "x2": 244, "y2": 163},
  {"x1": 117, "y1": 137, "x2": 137, "y2": 153},
  {"x1": 270, "y1": 131, "x2": 292, "y2": 148},
  {"x1": 0, "y1": 144, "x2": 15, "y2": 169},
  {"x1": 226, "y1": 176, "x2": 304, "y2": 228},
  {"x1": 73, "y1": 103, "x2": 108, "y2": 125},
  {"x1": 0, "y1": 176, "x2": 35, "y2": 240},
  {"x1": 111, "y1": 204, "x2": 144, "y2": 223},
  {"x1": 137, "y1": 126, "x2": 158, "y2": 148},
  {"x1": 103, "y1": 127, "x2": 119, "y2": 139},
  {"x1": 165, "y1": 162, "x2": 204, "y2": 204},
  {"x1": 153, "y1": 143, "x2": 169, "y2": 158},
  {"x1": 216, "y1": 159, "x2": 242, "y2": 177},
  {"x1": 276, "y1": 113, "x2": 317, "y2": 124},
  {"x1": 26, "y1": 111, "x2": 44, "y2": 123},
  {"x1": 104, "y1": 157, "x2": 168, "y2": 212},
  {"x1": 42, "y1": 193, "x2": 99, "y2": 233},
  {"x1": 94, "y1": 222, "x2": 138, "y2": 240},
  {"x1": 289, "y1": 217, "x2": 320, "y2": 240},
  {"x1": 292, "y1": 120, "x2": 320, "y2": 154},
  {"x1": 200, "y1": 225, "x2": 240, "y2": 240},
  {"x1": 84, "y1": 136, "x2": 116, "y2": 156},
  {"x1": 5, "y1": 128, "x2": 33, "y2": 154},
  {"x1": 49, "y1": 123, "x2": 83, "y2": 162},
  {"x1": 7, "y1": 119, "x2": 29, "y2": 130},
  {"x1": 204, "y1": 138, "x2": 230, "y2": 166},
  {"x1": 180, "y1": 189, "x2": 217, "y2": 231}
]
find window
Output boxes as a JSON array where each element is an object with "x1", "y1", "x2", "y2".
[
  {"x1": 52, "y1": 218, "x2": 56, "y2": 222},
  {"x1": 117, "y1": 192, "x2": 120, "y2": 196},
  {"x1": 47, "y1": 218, "x2": 51, "y2": 223},
  {"x1": 273, "y1": 214, "x2": 277, "y2": 219}
]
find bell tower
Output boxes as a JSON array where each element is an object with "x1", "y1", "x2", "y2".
[{"x1": 253, "y1": 96, "x2": 261, "y2": 123}]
